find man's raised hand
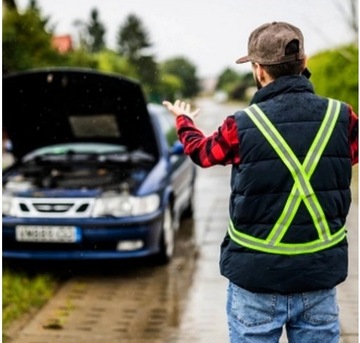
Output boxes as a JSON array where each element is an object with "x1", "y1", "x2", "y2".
[{"x1": 162, "y1": 100, "x2": 200, "y2": 121}]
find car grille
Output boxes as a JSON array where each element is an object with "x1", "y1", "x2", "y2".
[
  {"x1": 12, "y1": 197, "x2": 94, "y2": 218},
  {"x1": 33, "y1": 203, "x2": 74, "y2": 212}
]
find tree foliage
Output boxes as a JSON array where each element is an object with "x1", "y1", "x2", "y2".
[
  {"x1": 216, "y1": 67, "x2": 254, "y2": 101},
  {"x1": 3, "y1": 3, "x2": 62, "y2": 74},
  {"x1": 161, "y1": 57, "x2": 200, "y2": 98},
  {"x1": 94, "y1": 50, "x2": 137, "y2": 78},
  {"x1": 308, "y1": 44, "x2": 358, "y2": 113},
  {"x1": 117, "y1": 14, "x2": 151, "y2": 63},
  {"x1": 62, "y1": 49, "x2": 99, "y2": 69},
  {"x1": 2, "y1": 4, "x2": 196, "y2": 102},
  {"x1": 216, "y1": 68, "x2": 242, "y2": 90},
  {"x1": 157, "y1": 73, "x2": 184, "y2": 102},
  {"x1": 116, "y1": 14, "x2": 159, "y2": 90},
  {"x1": 85, "y1": 8, "x2": 106, "y2": 52},
  {"x1": 136, "y1": 55, "x2": 159, "y2": 89},
  {"x1": 73, "y1": 8, "x2": 106, "y2": 53}
]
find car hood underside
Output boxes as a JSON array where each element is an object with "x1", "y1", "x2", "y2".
[{"x1": 3, "y1": 68, "x2": 158, "y2": 160}]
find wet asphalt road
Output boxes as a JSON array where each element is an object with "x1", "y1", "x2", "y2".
[{"x1": 5, "y1": 98, "x2": 358, "y2": 343}]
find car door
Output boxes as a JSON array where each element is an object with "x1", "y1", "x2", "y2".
[{"x1": 151, "y1": 105, "x2": 195, "y2": 223}]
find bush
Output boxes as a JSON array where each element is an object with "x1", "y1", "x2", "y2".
[{"x1": 308, "y1": 45, "x2": 358, "y2": 113}]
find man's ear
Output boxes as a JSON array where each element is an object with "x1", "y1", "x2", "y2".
[
  {"x1": 252, "y1": 63, "x2": 262, "y2": 81},
  {"x1": 301, "y1": 56, "x2": 311, "y2": 78},
  {"x1": 303, "y1": 55, "x2": 308, "y2": 67},
  {"x1": 256, "y1": 64, "x2": 267, "y2": 83}
]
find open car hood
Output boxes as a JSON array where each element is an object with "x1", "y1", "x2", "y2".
[{"x1": 3, "y1": 68, "x2": 158, "y2": 160}]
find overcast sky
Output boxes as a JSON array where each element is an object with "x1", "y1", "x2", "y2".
[{"x1": 16, "y1": 0, "x2": 356, "y2": 78}]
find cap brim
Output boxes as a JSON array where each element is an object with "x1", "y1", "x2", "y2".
[{"x1": 236, "y1": 56, "x2": 250, "y2": 64}]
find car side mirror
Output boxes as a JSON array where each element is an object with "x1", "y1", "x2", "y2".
[{"x1": 170, "y1": 141, "x2": 184, "y2": 155}]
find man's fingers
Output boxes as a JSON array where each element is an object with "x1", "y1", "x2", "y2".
[
  {"x1": 180, "y1": 101, "x2": 187, "y2": 112},
  {"x1": 163, "y1": 99, "x2": 200, "y2": 120},
  {"x1": 162, "y1": 101, "x2": 172, "y2": 110}
]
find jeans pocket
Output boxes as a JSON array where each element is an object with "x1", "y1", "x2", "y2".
[
  {"x1": 228, "y1": 282, "x2": 277, "y2": 327},
  {"x1": 302, "y1": 288, "x2": 339, "y2": 325}
]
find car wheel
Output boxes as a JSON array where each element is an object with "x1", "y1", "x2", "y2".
[
  {"x1": 181, "y1": 185, "x2": 195, "y2": 219},
  {"x1": 155, "y1": 205, "x2": 175, "y2": 264}
]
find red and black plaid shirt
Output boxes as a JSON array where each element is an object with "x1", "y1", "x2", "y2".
[{"x1": 176, "y1": 106, "x2": 358, "y2": 167}]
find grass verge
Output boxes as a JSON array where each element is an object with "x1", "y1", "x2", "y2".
[{"x1": 3, "y1": 267, "x2": 58, "y2": 341}]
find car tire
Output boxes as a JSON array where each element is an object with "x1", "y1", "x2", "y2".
[
  {"x1": 181, "y1": 185, "x2": 195, "y2": 219},
  {"x1": 155, "y1": 205, "x2": 175, "y2": 265}
]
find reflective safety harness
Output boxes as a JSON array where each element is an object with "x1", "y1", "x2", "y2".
[{"x1": 228, "y1": 99, "x2": 346, "y2": 255}]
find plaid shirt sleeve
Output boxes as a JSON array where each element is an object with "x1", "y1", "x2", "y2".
[
  {"x1": 348, "y1": 106, "x2": 358, "y2": 165},
  {"x1": 175, "y1": 115, "x2": 240, "y2": 167}
]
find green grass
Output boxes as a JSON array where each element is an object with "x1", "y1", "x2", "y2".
[
  {"x1": 2, "y1": 159, "x2": 59, "y2": 338},
  {"x1": 3, "y1": 268, "x2": 58, "y2": 337}
]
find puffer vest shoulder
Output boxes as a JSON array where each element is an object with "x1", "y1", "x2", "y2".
[{"x1": 220, "y1": 76, "x2": 352, "y2": 294}]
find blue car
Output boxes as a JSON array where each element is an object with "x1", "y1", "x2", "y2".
[{"x1": 2, "y1": 68, "x2": 196, "y2": 264}]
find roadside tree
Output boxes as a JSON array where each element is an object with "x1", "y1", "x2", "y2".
[
  {"x1": 116, "y1": 14, "x2": 159, "y2": 92},
  {"x1": 3, "y1": 1, "x2": 62, "y2": 74},
  {"x1": 75, "y1": 8, "x2": 106, "y2": 53},
  {"x1": 308, "y1": 44, "x2": 358, "y2": 113},
  {"x1": 161, "y1": 57, "x2": 200, "y2": 98}
]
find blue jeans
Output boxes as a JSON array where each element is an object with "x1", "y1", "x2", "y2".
[{"x1": 227, "y1": 282, "x2": 340, "y2": 343}]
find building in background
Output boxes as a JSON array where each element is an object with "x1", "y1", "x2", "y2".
[{"x1": 52, "y1": 35, "x2": 73, "y2": 54}]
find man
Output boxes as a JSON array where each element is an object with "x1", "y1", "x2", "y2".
[{"x1": 163, "y1": 22, "x2": 358, "y2": 343}]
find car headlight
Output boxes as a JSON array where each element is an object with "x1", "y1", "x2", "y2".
[
  {"x1": 92, "y1": 193, "x2": 160, "y2": 217},
  {"x1": 2, "y1": 193, "x2": 14, "y2": 216}
]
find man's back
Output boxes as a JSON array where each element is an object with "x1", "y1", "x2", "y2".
[{"x1": 222, "y1": 74, "x2": 351, "y2": 294}]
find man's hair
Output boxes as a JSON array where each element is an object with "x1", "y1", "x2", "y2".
[{"x1": 261, "y1": 40, "x2": 305, "y2": 79}]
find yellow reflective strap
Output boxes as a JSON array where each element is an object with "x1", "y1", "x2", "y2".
[
  {"x1": 304, "y1": 100, "x2": 341, "y2": 176},
  {"x1": 300, "y1": 99, "x2": 341, "y2": 239},
  {"x1": 232, "y1": 99, "x2": 344, "y2": 254},
  {"x1": 228, "y1": 220, "x2": 346, "y2": 255},
  {"x1": 267, "y1": 185, "x2": 301, "y2": 245},
  {"x1": 245, "y1": 105, "x2": 305, "y2": 194},
  {"x1": 245, "y1": 106, "x2": 322, "y2": 238},
  {"x1": 245, "y1": 99, "x2": 340, "y2": 243}
]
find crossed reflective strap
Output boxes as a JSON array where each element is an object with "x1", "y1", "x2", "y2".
[{"x1": 228, "y1": 99, "x2": 346, "y2": 255}]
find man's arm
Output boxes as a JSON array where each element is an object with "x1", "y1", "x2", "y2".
[
  {"x1": 163, "y1": 100, "x2": 240, "y2": 167},
  {"x1": 176, "y1": 115, "x2": 240, "y2": 167}
]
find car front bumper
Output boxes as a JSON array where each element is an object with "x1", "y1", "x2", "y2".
[{"x1": 2, "y1": 212, "x2": 164, "y2": 260}]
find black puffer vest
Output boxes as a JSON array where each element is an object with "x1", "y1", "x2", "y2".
[{"x1": 220, "y1": 75, "x2": 352, "y2": 294}]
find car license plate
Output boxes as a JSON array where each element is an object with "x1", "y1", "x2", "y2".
[{"x1": 15, "y1": 225, "x2": 80, "y2": 243}]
